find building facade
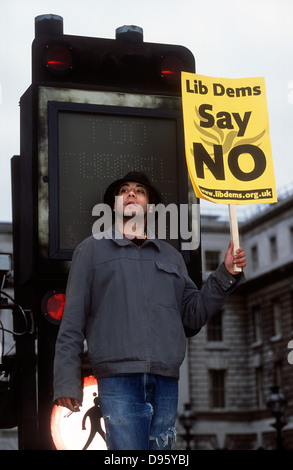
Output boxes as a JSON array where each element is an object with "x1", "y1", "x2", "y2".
[
  {"x1": 182, "y1": 191, "x2": 293, "y2": 450},
  {"x1": 0, "y1": 222, "x2": 18, "y2": 449}
]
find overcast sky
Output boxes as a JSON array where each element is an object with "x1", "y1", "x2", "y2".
[{"x1": 1, "y1": 0, "x2": 293, "y2": 222}]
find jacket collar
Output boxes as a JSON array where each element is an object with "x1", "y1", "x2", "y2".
[{"x1": 105, "y1": 225, "x2": 161, "y2": 250}]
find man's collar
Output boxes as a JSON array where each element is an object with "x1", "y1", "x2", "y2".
[{"x1": 107, "y1": 225, "x2": 161, "y2": 250}]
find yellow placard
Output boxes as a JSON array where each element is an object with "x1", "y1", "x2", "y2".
[{"x1": 181, "y1": 72, "x2": 277, "y2": 204}]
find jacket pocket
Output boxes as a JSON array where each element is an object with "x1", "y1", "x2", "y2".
[{"x1": 153, "y1": 259, "x2": 183, "y2": 308}]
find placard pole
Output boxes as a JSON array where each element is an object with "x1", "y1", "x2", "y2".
[{"x1": 228, "y1": 204, "x2": 242, "y2": 273}]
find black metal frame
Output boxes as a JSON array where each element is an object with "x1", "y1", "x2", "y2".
[{"x1": 47, "y1": 100, "x2": 189, "y2": 260}]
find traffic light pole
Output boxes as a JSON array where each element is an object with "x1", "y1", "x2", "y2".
[
  {"x1": 14, "y1": 313, "x2": 38, "y2": 450},
  {"x1": 11, "y1": 14, "x2": 199, "y2": 449}
]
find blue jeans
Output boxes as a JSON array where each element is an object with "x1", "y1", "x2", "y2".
[{"x1": 98, "y1": 373, "x2": 178, "y2": 450}]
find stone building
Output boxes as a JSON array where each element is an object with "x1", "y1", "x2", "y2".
[
  {"x1": 179, "y1": 188, "x2": 293, "y2": 450},
  {"x1": 0, "y1": 222, "x2": 18, "y2": 449}
]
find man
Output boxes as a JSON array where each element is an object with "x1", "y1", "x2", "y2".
[{"x1": 53, "y1": 171, "x2": 246, "y2": 450}]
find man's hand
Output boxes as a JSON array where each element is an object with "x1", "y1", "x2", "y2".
[
  {"x1": 55, "y1": 397, "x2": 80, "y2": 412},
  {"x1": 224, "y1": 241, "x2": 246, "y2": 275}
]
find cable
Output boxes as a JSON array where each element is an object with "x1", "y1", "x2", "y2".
[
  {"x1": 0, "y1": 290, "x2": 29, "y2": 336},
  {"x1": 0, "y1": 320, "x2": 4, "y2": 362}
]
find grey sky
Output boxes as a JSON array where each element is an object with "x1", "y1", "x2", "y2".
[{"x1": 1, "y1": 0, "x2": 292, "y2": 221}]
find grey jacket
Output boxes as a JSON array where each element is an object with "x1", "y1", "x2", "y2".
[{"x1": 53, "y1": 227, "x2": 243, "y2": 404}]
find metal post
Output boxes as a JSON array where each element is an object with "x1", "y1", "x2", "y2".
[{"x1": 178, "y1": 403, "x2": 196, "y2": 450}]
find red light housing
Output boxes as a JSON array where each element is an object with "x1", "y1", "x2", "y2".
[
  {"x1": 41, "y1": 291, "x2": 66, "y2": 324},
  {"x1": 45, "y1": 44, "x2": 73, "y2": 73},
  {"x1": 160, "y1": 55, "x2": 186, "y2": 83}
]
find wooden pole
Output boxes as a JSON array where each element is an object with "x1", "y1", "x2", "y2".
[{"x1": 228, "y1": 204, "x2": 242, "y2": 273}]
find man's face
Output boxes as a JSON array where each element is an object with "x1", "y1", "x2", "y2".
[{"x1": 114, "y1": 181, "x2": 150, "y2": 217}]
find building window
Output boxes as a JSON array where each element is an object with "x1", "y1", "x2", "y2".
[
  {"x1": 251, "y1": 305, "x2": 262, "y2": 343},
  {"x1": 209, "y1": 369, "x2": 225, "y2": 408},
  {"x1": 255, "y1": 367, "x2": 264, "y2": 408},
  {"x1": 207, "y1": 309, "x2": 223, "y2": 341},
  {"x1": 205, "y1": 250, "x2": 220, "y2": 271},
  {"x1": 290, "y1": 226, "x2": 293, "y2": 252},
  {"x1": 272, "y1": 299, "x2": 282, "y2": 337},
  {"x1": 251, "y1": 245, "x2": 258, "y2": 270},
  {"x1": 269, "y1": 235, "x2": 277, "y2": 262},
  {"x1": 291, "y1": 292, "x2": 293, "y2": 330},
  {"x1": 274, "y1": 360, "x2": 283, "y2": 388}
]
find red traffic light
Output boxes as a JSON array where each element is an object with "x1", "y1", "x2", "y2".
[
  {"x1": 33, "y1": 19, "x2": 195, "y2": 93},
  {"x1": 45, "y1": 44, "x2": 73, "y2": 73},
  {"x1": 42, "y1": 291, "x2": 66, "y2": 324},
  {"x1": 160, "y1": 55, "x2": 186, "y2": 83}
]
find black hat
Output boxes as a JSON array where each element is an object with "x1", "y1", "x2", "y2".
[{"x1": 103, "y1": 171, "x2": 162, "y2": 208}]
